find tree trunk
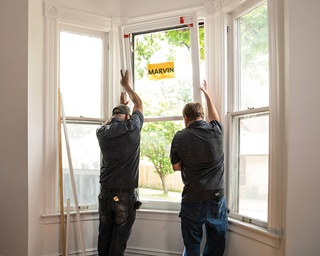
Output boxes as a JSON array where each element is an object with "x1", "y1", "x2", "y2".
[{"x1": 160, "y1": 175, "x2": 168, "y2": 195}]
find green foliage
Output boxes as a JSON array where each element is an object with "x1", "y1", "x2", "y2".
[
  {"x1": 239, "y1": 2, "x2": 268, "y2": 75},
  {"x1": 140, "y1": 121, "x2": 183, "y2": 178},
  {"x1": 139, "y1": 81, "x2": 185, "y2": 184},
  {"x1": 133, "y1": 26, "x2": 204, "y2": 80},
  {"x1": 238, "y1": 2, "x2": 269, "y2": 109}
]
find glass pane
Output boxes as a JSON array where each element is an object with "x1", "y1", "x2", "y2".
[
  {"x1": 139, "y1": 120, "x2": 184, "y2": 202},
  {"x1": 199, "y1": 25, "x2": 205, "y2": 80},
  {"x1": 238, "y1": 114, "x2": 269, "y2": 221},
  {"x1": 133, "y1": 25, "x2": 204, "y2": 204},
  {"x1": 238, "y1": 2, "x2": 269, "y2": 110},
  {"x1": 133, "y1": 27, "x2": 194, "y2": 117},
  {"x1": 62, "y1": 123, "x2": 101, "y2": 207},
  {"x1": 60, "y1": 31, "x2": 103, "y2": 117}
]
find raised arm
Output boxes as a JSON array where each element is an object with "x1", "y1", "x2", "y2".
[
  {"x1": 200, "y1": 80, "x2": 220, "y2": 122},
  {"x1": 120, "y1": 70, "x2": 143, "y2": 113}
]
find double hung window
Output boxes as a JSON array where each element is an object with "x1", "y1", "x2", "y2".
[
  {"x1": 59, "y1": 25, "x2": 108, "y2": 209},
  {"x1": 227, "y1": 1, "x2": 269, "y2": 226}
]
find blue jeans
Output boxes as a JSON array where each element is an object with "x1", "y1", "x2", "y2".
[
  {"x1": 98, "y1": 189, "x2": 137, "y2": 256},
  {"x1": 180, "y1": 196, "x2": 228, "y2": 256}
]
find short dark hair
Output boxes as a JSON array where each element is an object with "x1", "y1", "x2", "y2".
[{"x1": 183, "y1": 102, "x2": 204, "y2": 121}]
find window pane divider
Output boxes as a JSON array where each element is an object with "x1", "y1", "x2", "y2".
[
  {"x1": 144, "y1": 116, "x2": 183, "y2": 122},
  {"x1": 63, "y1": 116, "x2": 105, "y2": 124},
  {"x1": 63, "y1": 116, "x2": 185, "y2": 123},
  {"x1": 228, "y1": 106, "x2": 269, "y2": 117}
]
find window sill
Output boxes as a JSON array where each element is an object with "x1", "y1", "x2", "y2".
[
  {"x1": 137, "y1": 211, "x2": 283, "y2": 248},
  {"x1": 41, "y1": 208, "x2": 180, "y2": 225},
  {"x1": 228, "y1": 217, "x2": 282, "y2": 248},
  {"x1": 42, "y1": 210, "x2": 282, "y2": 248},
  {"x1": 42, "y1": 210, "x2": 99, "y2": 225}
]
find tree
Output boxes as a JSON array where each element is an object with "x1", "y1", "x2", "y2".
[{"x1": 140, "y1": 121, "x2": 182, "y2": 195}]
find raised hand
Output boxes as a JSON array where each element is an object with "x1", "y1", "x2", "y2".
[
  {"x1": 120, "y1": 91, "x2": 129, "y2": 105},
  {"x1": 120, "y1": 70, "x2": 130, "y2": 88}
]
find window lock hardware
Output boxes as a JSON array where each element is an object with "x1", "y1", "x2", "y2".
[
  {"x1": 242, "y1": 216, "x2": 252, "y2": 223},
  {"x1": 78, "y1": 205, "x2": 89, "y2": 210}
]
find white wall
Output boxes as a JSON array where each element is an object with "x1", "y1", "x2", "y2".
[
  {"x1": 28, "y1": 0, "x2": 45, "y2": 255},
  {"x1": 286, "y1": 0, "x2": 320, "y2": 255},
  {"x1": 0, "y1": 0, "x2": 29, "y2": 255},
  {"x1": 1, "y1": 0, "x2": 320, "y2": 255}
]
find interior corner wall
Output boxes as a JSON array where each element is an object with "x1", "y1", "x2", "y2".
[{"x1": 0, "y1": 0, "x2": 29, "y2": 255}]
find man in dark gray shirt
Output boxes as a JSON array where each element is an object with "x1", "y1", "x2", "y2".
[
  {"x1": 170, "y1": 80, "x2": 227, "y2": 256},
  {"x1": 96, "y1": 70, "x2": 143, "y2": 256}
]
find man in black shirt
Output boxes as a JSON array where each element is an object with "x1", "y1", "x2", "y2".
[
  {"x1": 96, "y1": 70, "x2": 143, "y2": 256},
  {"x1": 170, "y1": 80, "x2": 227, "y2": 256}
]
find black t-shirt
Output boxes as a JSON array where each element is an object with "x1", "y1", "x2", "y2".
[
  {"x1": 170, "y1": 120, "x2": 224, "y2": 202},
  {"x1": 96, "y1": 110, "x2": 144, "y2": 188}
]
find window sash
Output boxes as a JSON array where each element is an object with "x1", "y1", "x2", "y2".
[
  {"x1": 59, "y1": 24, "x2": 109, "y2": 121},
  {"x1": 119, "y1": 17, "x2": 203, "y2": 209},
  {"x1": 228, "y1": 109, "x2": 269, "y2": 227},
  {"x1": 119, "y1": 12, "x2": 202, "y2": 103}
]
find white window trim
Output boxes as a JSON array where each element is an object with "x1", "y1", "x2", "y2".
[
  {"x1": 43, "y1": 0, "x2": 118, "y2": 214},
  {"x1": 208, "y1": 0, "x2": 285, "y2": 239}
]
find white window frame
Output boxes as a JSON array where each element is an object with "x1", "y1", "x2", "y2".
[
  {"x1": 59, "y1": 24, "x2": 109, "y2": 122},
  {"x1": 212, "y1": 0, "x2": 285, "y2": 247},
  {"x1": 43, "y1": 0, "x2": 118, "y2": 214},
  {"x1": 118, "y1": 11, "x2": 203, "y2": 211},
  {"x1": 59, "y1": 24, "x2": 109, "y2": 211},
  {"x1": 227, "y1": 0, "x2": 270, "y2": 228}
]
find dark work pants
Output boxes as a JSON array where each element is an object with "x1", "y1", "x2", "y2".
[{"x1": 98, "y1": 189, "x2": 137, "y2": 256}]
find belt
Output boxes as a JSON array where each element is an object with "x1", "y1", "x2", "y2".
[{"x1": 104, "y1": 188, "x2": 136, "y2": 194}]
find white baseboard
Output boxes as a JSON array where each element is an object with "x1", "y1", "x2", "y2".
[
  {"x1": 43, "y1": 248, "x2": 98, "y2": 256},
  {"x1": 125, "y1": 247, "x2": 182, "y2": 256},
  {"x1": 43, "y1": 246, "x2": 182, "y2": 256}
]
